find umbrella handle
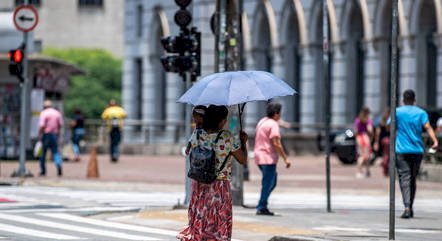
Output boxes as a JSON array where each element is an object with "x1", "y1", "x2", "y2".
[{"x1": 238, "y1": 103, "x2": 246, "y2": 131}]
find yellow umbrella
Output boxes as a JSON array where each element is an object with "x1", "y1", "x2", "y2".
[{"x1": 101, "y1": 106, "x2": 127, "y2": 120}]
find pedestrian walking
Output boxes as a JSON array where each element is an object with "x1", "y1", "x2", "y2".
[
  {"x1": 38, "y1": 100, "x2": 64, "y2": 176},
  {"x1": 178, "y1": 105, "x2": 248, "y2": 241},
  {"x1": 254, "y1": 102, "x2": 291, "y2": 216},
  {"x1": 392, "y1": 89, "x2": 438, "y2": 219},
  {"x1": 354, "y1": 106, "x2": 374, "y2": 178},
  {"x1": 101, "y1": 99, "x2": 127, "y2": 162},
  {"x1": 373, "y1": 107, "x2": 390, "y2": 177},
  {"x1": 70, "y1": 108, "x2": 85, "y2": 162}
]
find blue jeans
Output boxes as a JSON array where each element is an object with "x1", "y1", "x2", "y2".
[
  {"x1": 257, "y1": 164, "x2": 277, "y2": 211},
  {"x1": 110, "y1": 127, "x2": 121, "y2": 160},
  {"x1": 71, "y1": 128, "x2": 85, "y2": 157},
  {"x1": 40, "y1": 133, "x2": 62, "y2": 174}
]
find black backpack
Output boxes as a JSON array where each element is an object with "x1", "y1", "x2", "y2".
[{"x1": 188, "y1": 129, "x2": 230, "y2": 184}]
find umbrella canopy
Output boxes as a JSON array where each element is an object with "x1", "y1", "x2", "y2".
[
  {"x1": 177, "y1": 70, "x2": 296, "y2": 106},
  {"x1": 101, "y1": 106, "x2": 127, "y2": 120}
]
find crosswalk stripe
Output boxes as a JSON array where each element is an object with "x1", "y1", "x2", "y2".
[
  {"x1": 0, "y1": 213, "x2": 161, "y2": 240},
  {"x1": 0, "y1": 222, "x2": 81, "y2": 240},
  {"x1": 39, "y1": 213, "x2": 178, "y2": 236}
]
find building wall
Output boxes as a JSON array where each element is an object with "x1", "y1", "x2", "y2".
[
  {"x1": 123, "y1": 0, "x2": 442, "y2": 142},
  {"x1": 1, "y1": 0, "x2": 124, "y2": 57}
]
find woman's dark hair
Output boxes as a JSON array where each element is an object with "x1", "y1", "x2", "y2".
[
  {"x1": 202, "y1": 105, "x2": 228, "y2": 131},
  {"x1": 403, "y1": 89, "x2": 415, "y2": 105},
  {"x1": 266, "y1": 102, "x2": 282, "y2": 118}
]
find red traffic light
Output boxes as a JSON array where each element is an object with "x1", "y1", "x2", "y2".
[
  {"x1": 9, "y1": 49, "x2": 23, "y2": 63},
  {"x1": 175, "y1": 0, "x2": 191, "y2": 8}
]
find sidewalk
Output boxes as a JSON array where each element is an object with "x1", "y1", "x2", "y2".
[{"x1": 1, "y1": 154, "x2": 442, "y2": 240}]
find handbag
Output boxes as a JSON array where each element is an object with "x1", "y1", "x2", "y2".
[{"x1": 33, "y1": 141, "x2": 43, "y2": 157}]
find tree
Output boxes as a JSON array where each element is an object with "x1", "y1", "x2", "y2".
[{"x1": 43, "y1": 48, "x2": 122, "y2": 118}]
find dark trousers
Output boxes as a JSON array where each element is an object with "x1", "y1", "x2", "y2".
[
  {"x1": 396, "y1": 154, "x2": 422, "y2": 209},
  {"x1": 40, "y1": 133, "x2": 62, "y2": 174},
  {"x1": 110, "y1": 127, "x2": 121, "y2": 160},
  {"x1": 257, "y1": 164, "x2": 277, "y2": 211}
]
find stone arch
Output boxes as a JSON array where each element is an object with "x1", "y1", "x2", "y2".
[
  {"x1": 309, "y1": 0, "x2": 340, "y2": 44},
  {"x1": 410, "y1": 0, "x2": 442, "y2": 35},
  {"x1": 148, "y1": 7, "x2": 170, "y2": 124},
  {"x1": 251, "y1": 0, "x2": 278, "y2": 50},
  {"x1": 341, "y1": 0, "x2": 372, "y2": 41},
  {"x1": 279, "y1": 0, "x2": 304, "y2": 125},
  {"x1": 280, "y1": 0, "x2": 307, "y2": 46},
  {"x1": 250, "y1": 0, "x2": 278, "y2": 120},
  {"x1": 411, "y1": 0, "x2": 439, "y2": 107},
  {"x1": 373, "y1": 0, "x2": 405, "y2": 108},
  {"x1": 341, "y1": 0, "x2": 366, "y2": 122},
  {"x1": 374, "y1": 0, "x2": 408, "y2": 38}
]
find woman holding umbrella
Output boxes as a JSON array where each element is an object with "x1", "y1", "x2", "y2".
[{"x1": 178, "y1": 105, "x2": 248, "y2": 241}]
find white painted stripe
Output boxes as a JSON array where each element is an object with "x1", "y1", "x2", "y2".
[
  {"x1": 3, "y1": 206, "x2": 140, "y2": 213},
  {"x1": 0, "y1": 214, "x2": 161, "y2": 241},
  {"x1": 39, "y1": 213, "x2": 178, "y2": 236},
  {"x1": 0, "y1": 223, "x2": 81, "y2": 240}
]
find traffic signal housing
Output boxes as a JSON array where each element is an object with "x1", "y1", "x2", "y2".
[
  {"x1": 8, "y1": 48, "x2": 24, "y2": 82},
  {"x1": 160, "y1": 29, "x2": 201, "y2": 81}
]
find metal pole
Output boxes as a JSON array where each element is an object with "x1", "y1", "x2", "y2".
[
  {"x1": 389, "y1": 0, "x2": 399, "y2": 239},
  {"x1": 216, "y1": 0, "x2": 227, "y2": 73},
  {"x1": 15, "y1": 0, "x2": 32, "y2": 177},
  {"x1": 323, "y1": 0, "x2": 332, "y2": 213},
  {"x1": 184, "y1": 1, "x2": 195, "y2": 205},
  {"x1": 184, "y1": 75, "x2": 192, "y2": 205}
]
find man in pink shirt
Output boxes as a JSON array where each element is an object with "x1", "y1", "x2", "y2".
[
  {"x1": 38, "y1": 100, "x2": 64, "y2": 176},
  {"x1": 254, "y1": 102, "x2": 291, "y2": 215}
]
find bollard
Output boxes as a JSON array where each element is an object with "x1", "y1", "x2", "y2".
[{"x1": 87, "y1": 145, "x2": 99, "y2": 178}]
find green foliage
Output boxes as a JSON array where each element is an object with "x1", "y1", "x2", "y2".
[{"x1": 42, "y1": 48, "x2": 122, "y2": 118}]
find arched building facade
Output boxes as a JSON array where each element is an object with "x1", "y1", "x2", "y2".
[{"x1": 123, "y1": 0, "x2": 442, "y2": 143}]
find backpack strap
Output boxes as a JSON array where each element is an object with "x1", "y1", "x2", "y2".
[
  {"x1": 213, "y1": 130, "x2": 230, "y2": 174},
  {"x1": 217, "y1": 152, "x2": 231, "y2": 174},
  {"x1": 214, "y1": 130, "x2": 225, "y2": 143}
]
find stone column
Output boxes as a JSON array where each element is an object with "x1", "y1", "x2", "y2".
[
  {"x1": 363, "y1": 42, "x2": 382, "y2": 116},
  {"x1": 398, "y1": 37, "x2": 416, "y2": 97},
  {"x1": 330, "y1": 44, "x2": 347, "y2": 126},
  {"x1": 299, "y1": 45, "x2": 316, "y2": 132},
  {"x1": 435, "y1": 34, "x2": 442, "y2": 107}
]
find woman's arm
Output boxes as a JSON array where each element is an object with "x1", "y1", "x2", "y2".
[{"x1": 231, "y1": 131, "x2": 248, "y2": 165}]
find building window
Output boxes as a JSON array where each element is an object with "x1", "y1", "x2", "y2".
[
  {"x1": 136, "y1": 4, "x2": 143, "y2": 37},
  {"x1": 78, "y1": 0, "x2": 103, "y2": 8},
  {"x1": 15, "y1": 0, "x2": 41, "y2": 7}
]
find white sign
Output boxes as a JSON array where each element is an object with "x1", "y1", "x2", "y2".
[{"x1": 13, "y1": 5, "x2": 39, "y2": 32}]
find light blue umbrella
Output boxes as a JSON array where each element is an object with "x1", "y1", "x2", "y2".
[
  {"x1": 177, "y1": 70, "x2": 296, "y2": 106},
  {"x1": 177, "y1": 70, "x2": 296, "y2": 130}
]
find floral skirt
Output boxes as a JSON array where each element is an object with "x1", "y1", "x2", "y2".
[{"x1": 177, "y1": 179, "x2": 232, "y2": 241}]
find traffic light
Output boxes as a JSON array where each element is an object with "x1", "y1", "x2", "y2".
[
  {"x1": 160, "y1": 29, "x2": 201, "y2": 81},
  {"x1": 174, "y1": 0, "x2": 192, "y2": 31},
  {"x1": 8, "y1": 48, "x2": 24, "y2": 82},
  {"x1": 160, "y1": 0, "x2": 201, "y2": 81}
]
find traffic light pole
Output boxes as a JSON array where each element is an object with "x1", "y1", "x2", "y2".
[
  {"x1": 13, "y1": 0, "x2": 33, "y2": 178},
  {"x1": 215, "y1": 0, "x2": 244, "y2": 206}
]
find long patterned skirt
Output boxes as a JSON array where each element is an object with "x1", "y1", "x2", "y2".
[{"x1": 177, "y1": 179, "x2": 232, "y2": 241}]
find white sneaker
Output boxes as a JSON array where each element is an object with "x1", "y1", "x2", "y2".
[{"x1": 355, "y1": 172, "x2": 365, "y2": 179}]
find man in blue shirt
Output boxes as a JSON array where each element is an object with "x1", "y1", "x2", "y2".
[{"x1": 394, "y1": 89, "x2": 438, "y2": 219}]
